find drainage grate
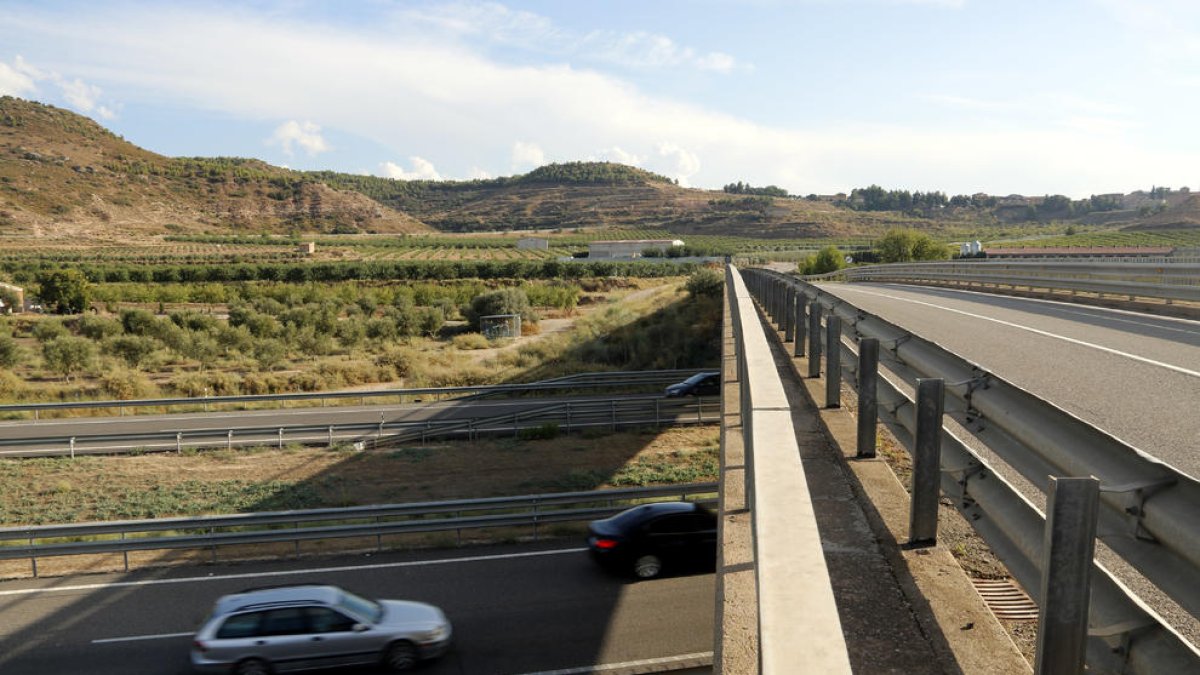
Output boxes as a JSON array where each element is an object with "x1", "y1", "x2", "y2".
[{"x1": 972, "y1": 578, "x2": 1039, "y2": 621}]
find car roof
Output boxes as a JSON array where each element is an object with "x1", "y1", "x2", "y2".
[
  {"x1": 607, "y1": 501, "x2": 704, "y2": 526},
  {"x1": 213, "y1": 584, "x2": 343, "y2": 616}
]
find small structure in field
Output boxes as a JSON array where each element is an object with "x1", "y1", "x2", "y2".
[
  {"x1": 480, "y1": 314, "x2": 522, "y2": 340},
  {"x1": 588, "y1": 239, "x2": 684, "y2": 259},
  {"x1": 0, "y1": 282, "x2": 24, "y2": 313},
  {"x1": 297, "y1": 242, "x2": 316, "y2": 255},
  {"x1": 517, "y1": 237, "x2": 549, "y2": 250}
]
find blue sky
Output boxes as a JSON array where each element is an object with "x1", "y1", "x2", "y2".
[{"x1": 0, "y1": 0, "x2": 1196, "y2": 197}]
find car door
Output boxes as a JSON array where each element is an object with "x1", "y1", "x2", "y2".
[
  {"x1": 254, "y1": 606, "x2": 322, "y2": 670},
  {"x1": 304, "y1": 606, "x2": 382, "y2": 669}
]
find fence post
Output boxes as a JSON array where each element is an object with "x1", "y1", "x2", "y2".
[
  {"x1": 1034, "y1": 476, "x2": 1100, "y2": 675},
  {"x1": 784, "y1": 286, "x2": 795, "y2": 342},
  {"x1": 807, "y1": 304, "x2": 823, "y2": 378},
  {"x1": 794, "y1": 294, "x2": 807, "y2": 357},
  {"x1": 825, "y1": 318, "x2": 841, "y2": 408},
  {"x1": 857, "y1": 338, "x2": 879, "y2": 458},
  {"x1": 909, "y1": 378, "x2": 944, "y2": 546}
]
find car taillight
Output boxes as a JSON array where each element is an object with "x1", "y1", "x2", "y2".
[
  {"x1": 593, "y1": 537, "x2": 619, "y2": 550},
  {"x1": 192, "y1": 640, "x2": 207, "y2": 653}
]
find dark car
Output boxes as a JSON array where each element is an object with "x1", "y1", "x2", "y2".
[
  {"x1": 587, "y1": 501, "x2": 717, "y2": 579},
  {"x1": 664, "y1": 371, "x2": 720, "y2": 398}
]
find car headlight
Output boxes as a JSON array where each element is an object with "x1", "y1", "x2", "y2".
[{"x1": 415, "y1": 625, "x2": 449, "y2": 643}]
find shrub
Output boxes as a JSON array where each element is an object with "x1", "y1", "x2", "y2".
[
  {"x1": 102, "y1": 335, "x2": 160, "y2": 368},
  {"x1": 452, "y1": 333, "x2": 492, "y2": 350},
  {"x1": 77, "y1": 315, "x2": 122, "y2": 340},
  {"x1": 32, "y1": 320, "x2": 69, "y2": 343},
  {"x1": 100, "y1": 368, "x2": 157, "y2": 400},
  {"x1": 42, "y1": 336, "x2": 96, "y2": 381},
  {"x1": 465, "y1": 288, "x2": 537, "y2": 330},
  {"x1": 374, "y1": 347, "x2": 415, "y2": 378},
  {"x1": 0, "y1": 334, "x2": 21, "y2": 368},
  {"x1": 517, "y1": 423, "x2": 560, "y2": 440},
  {"x1": 685, "y1": 269, "x2": 723, "y2": 300},
  {"x1": 0, "y1": 370, "x2": 24, "y2": 399},
  {"x1": 253, "y1": 339, "x2": 288, "y2": 370}
]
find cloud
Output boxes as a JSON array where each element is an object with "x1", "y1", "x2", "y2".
[
  {"x1": 0, "y1": 56, "x2": 38, "y2": 96},
  {"x1": 468, "y1": 166, "x2": 493, "y2": 179},
  {"x1": 380, "y1": 156, "x2": 442, "y2": 180},
  {"x1": 0, "y1": 55, "x2": 114, "y2": 118},
  {"x1": 399, "y1": 2, "x2": 744, "y2": 73},
  {"x1": 593, "y1": 146, "x2": 644, "y2": 166},
  {"x1": 655, "y1": 142, "x2": 701, "y2": 186},
  {"x1": 511, "y1": 141, "x2": 545, "y2": 169},
  {"x1": 268, "y1": 120, "x2": 330, "y2": 156}
]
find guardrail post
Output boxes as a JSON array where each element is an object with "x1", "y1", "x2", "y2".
[
  {"x1": 69, "y1": 436, "x2": 76, "y2": 459},
  {"x1": 278, "y1": 428, "x2": 284, "y2": 449},
  {"x1": 825, "y1": 318, "x2": 842, "y2": 408},
  {"x1": 794, "y1": 293, "x2": 807, "y2": 357},
  {"x1": 654, "y1": 399, "x2": 659, "y2": 428},
  {"x1": 328, "y1": 426, "x2": 334, "y2": 447},
  {"x1": 227, "y1": 430, "x2": 233, "y2": 451},
  {"x1": 783, "y1": 286, "x2": 795, "y2": 341},
  {"x1": 857, "y1": 338, "x2": 879, "y2": 458},
  {"x1": 514, "y1": 412, "x2": 520, "y2": 437},
  {"x1": 176, "y1": 432, "x2": 182, "y2": 454},
  {"x1": 807, "y1": 304, "x2": 823, "y2": 378},
  {"x1": 30, "y1": 538, "x2": 37, "y2": 577},
  {"x1": 909, "y1": 378, "x2": 944, "y2": 546},
  {"x1": 121, "y1": 532, "x2": 129, "y2": 572},
  {"x1": 611, "y1": 400, "x2": 617, "y2": 432},
  {"x1": 1034, "y1": 476, "x2": 1100, "y2": 675}
]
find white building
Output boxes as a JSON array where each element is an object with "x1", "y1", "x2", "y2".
[
  {"x1": 517, "y1": 237, "x2": 549, "y2": 250},
  {"x1": 588, "y1": 239, "x2": 684, "y2": 259}
]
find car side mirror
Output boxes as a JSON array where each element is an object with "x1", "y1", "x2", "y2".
[{"x1": 353, "y1": 623, "x2": 370, "y2": 632}]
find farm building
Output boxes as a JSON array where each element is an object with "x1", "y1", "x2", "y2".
[
  {"x1": 0, "y1": 283, "x2": 24, "y2": 313},
  {"x1": 517, "y1": 237, "x2": 549, "y2": 250},
  {"x1": 588, "y1": 239, "x2": 684, "y2": 259}
]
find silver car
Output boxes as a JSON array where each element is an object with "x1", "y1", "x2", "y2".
[{"x1": 190, "y1": 584, "x2": 451, "y2": 674}]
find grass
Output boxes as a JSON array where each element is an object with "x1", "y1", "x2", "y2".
[{"x1": 0, "y1": 426, "x2": 721, "y2": 526}]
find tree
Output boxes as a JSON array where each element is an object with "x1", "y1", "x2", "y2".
[
  {"x1": 800, "y1": 246, "x2": 846, "y2": 275},
  {"x1": 685, "y1": 269, "x2": 724, "y2": 300},
  {"x1": 36, "y1": 269, "x2": 91, "y2": 314},
  {"x1": 875, "y1": 228, "x2": 948, "y2": 263},
  {"x1": 466, "y1": 288, "x2": 536, "y2": 330},
  {"x1": 42, "y1": 336, "x2": 96, "y2": 381},
  {"x1": 0, "y1": 334, "x2": 21, "y2": 368}
]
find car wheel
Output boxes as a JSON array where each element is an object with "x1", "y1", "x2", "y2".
[
  {"x1": 383, "y1": 640, "x2": 418, "y2": 671},
  {"x1": 233, "y1": 658, "x2": 272, "y2": 675},
  {"x1": 633, "y1": 554, "x2": 663, "y2": 579}
]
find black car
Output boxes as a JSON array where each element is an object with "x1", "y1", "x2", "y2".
[
  {"x1": 587, "y1": 501, "x2": 717, "y2": 579},
  {"x1": 663, "y1": 371, "x2": 720, "y2": 398}
]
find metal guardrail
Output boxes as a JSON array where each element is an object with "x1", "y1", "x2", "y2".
[
  {"x1": 0, "y1": 483, "x2": 718, "y2": 575},
  {"x1": 0, "y1": 369, "x2": 704, "y2": 419},
  {"x1": 727, "y1": 266, "x2": 853, "y2": 673},
  {"x1": 0, "y1": 395, "x2": 719, "y2": 458},
  {"x1": 805, "y1": 260, "x2": 1200, "y2": 305},
  {"x1": 747, "y1": 268, "x2": 1200, "y2": 673}
]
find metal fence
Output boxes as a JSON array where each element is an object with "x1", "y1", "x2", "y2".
[
  {"x1": 0, "y1": 483, "x2": 718, "y2": 576},
  {"x1": 745, "y1": 267, "x2": 1200, "y2": 674},
  {"x1": 0, "y1": 369, "x2": 705, "y2": 419},
  {"x1": 0, "y1": 395, "x2": 720, "y2": 458},
  {"x1": 806, "y1": 260, "x2": 1200, "y2": 306}
]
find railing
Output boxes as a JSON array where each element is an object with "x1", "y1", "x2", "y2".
[
  {"x1": 726, "y1": 266, "x2": 852, "y2": 673},
  {"x1": 0, "y1": 395, "x2": 719, "y2": 458},
  {"x1": 746, "y1": 267, "x2": 1200, "y2": 673},
  {"x1": 0, "y1": 483, "x2": 717, "y2": 576},
  {"x1": 806, "y1": 260, "x2": 1200, "y2": 306},
  {"x1": 0, "y1": 369, "x2": 704, "y2": 419}
]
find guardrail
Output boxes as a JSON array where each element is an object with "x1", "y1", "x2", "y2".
[
  {"x1": 746, "y1": 267, "x2": 1200, "y2": 673},
  {"x1": 727, "y1": 266, "x2": 852, "y2": 673},
  {"x1": 0, "y1": 483, "x2": 718, "y2": 576},
  {"x1": 0, "y1": 369, "x2": 704, "y2": 419},
  {"x1": 806, "y1": 259, "x2": 1200, "y2": 307},
  {"x1": 0, "y1": 395, "x2": 719, "y2": 458}
]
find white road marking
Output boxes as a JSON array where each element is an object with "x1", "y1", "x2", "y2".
[
  {"x1": 511, "y1": 652, "x2": 713, "y2": 675},
  {"x1": 92, "y1": 631, "x2": 194, "y2": 644},
  {"x1": 1, "y1": 547, "x2": 587, "y2": 598},
  {"x1": 839, "y1": 287, "x2": 1200, "y2": 379}
]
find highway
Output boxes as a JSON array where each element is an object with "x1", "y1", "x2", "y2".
[
  {"x1": 0, "y1": 394, "x2": 715, "y2": 455},
  {"x1": 820, "y1": 282, "x2": 1200, "y2": 477},
  {"x1": 0, "y1": 542, "x2": 714, "y2": 674}
]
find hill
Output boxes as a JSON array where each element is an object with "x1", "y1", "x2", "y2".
[
  {"x1": 0, "y1": 97, "x2": 429, "y2": 241},
  {"x1": 2, "y1": 96, "x2": 1197, "y2": 244}
]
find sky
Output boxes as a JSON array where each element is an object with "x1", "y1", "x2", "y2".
[{"x1": 0, "y1": 0, "x2": 1197, "y2": 198}]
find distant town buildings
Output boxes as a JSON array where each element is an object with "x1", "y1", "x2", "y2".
[{"x1": 588, "y1": 239, "x2": 684, "y2": 259}]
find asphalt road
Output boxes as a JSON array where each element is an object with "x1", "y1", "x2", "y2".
[
  {"x1": 0, "y1": 542, "x2": 714, "y2": 675},
  {"x1": 819, "y1": 282, "x2": 1200, "y2": 478},
  {"x1": 0, "y1": 394, "x2": 714, "y2": 455}
]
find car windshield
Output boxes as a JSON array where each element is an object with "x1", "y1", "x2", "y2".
[
  {"x1": 335, "y1": 589, "x2": 383, "y2": 623},
  {"x1": 684, "y1": 373, "x2": 713, "y2": 385}
]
